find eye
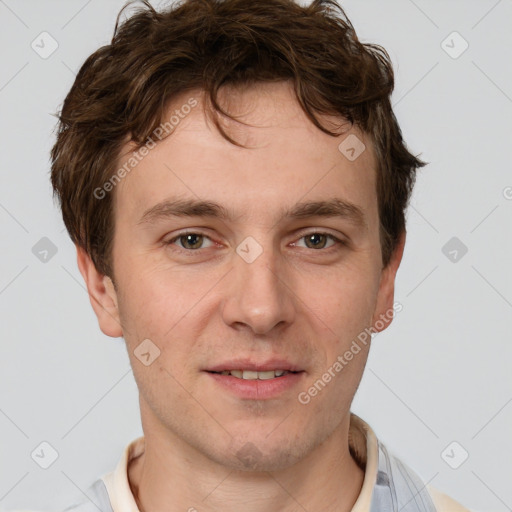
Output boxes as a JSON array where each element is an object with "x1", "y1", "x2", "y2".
[
  {"x1": 165, "y1": 232, "x2": 215, "y2": 250},
  {"x1": 164, "y1": 231, "x2": 343, "y2": 253},
  {"x1": 294, "y1": 232, "x2": 342, "y2": 250}
]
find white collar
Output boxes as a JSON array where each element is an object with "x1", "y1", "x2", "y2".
[{"x1": 101, "y1": 412, "x2": 378, "y2": 512}]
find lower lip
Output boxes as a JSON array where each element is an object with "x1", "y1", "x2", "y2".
[{"x1": 205, "y1": 371, "x2": 305, "y2": 400}]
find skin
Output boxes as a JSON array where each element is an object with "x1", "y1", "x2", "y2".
[{"x1": 77, "y1": 80, "x2": 405, "y2": 512}]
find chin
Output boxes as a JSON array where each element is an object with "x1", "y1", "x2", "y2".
[
  {"x1": 228, "y1": 446, "x2": 301, "y2": 473},
  {"x1": 214, "y1": 433, "x2": 312, "y2": 473}
]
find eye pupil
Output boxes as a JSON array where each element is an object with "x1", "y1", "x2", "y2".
[
  {"x1": 305, "y1": 233, "x2": 327, "y2": 249},
  {"x1": 181, "y1": 234, "x2": 203, "y2": 249}
]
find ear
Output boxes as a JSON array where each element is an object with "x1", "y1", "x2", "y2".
[
  {"x1": 76, "y1": 245, "x2": 123, "y2": 338},
  {"x1": 371, "y1": 230, "x2": 406, "y2": 333}
]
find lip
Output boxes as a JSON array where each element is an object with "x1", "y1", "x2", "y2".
[
  {"x1": 205, "y1": 359, "x2": 303, "y2": 373},
  {"x1": 205, "y1": 370, "x2": 305, "y2": 400}
]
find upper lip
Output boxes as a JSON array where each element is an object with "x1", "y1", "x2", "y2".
[{"x1": 205, "y1": 359, "x2": 303, "y2": 373}]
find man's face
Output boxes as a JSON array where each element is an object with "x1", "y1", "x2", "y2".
[{"x1": 86, "y1": 81, "x2": 402, "y2": 471}]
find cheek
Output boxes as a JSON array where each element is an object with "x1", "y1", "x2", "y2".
[
  {"x1": 300, "y1": 264, "x2": 380, "y2": 339},
  {"x1": 114, "y1": 262, "x2": 218, "y2": 372},
  {"x1": 116, "y1": 257, "x2": 200, "y2": 327}
]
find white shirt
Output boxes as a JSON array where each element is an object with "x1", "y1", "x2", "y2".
[{"x1": 27, "y1": 413, "x2": 471, "y2": 511}]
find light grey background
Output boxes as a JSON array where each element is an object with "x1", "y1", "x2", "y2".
[{"x1": 1, "y1": 0, "x2": 511, "y2": 511}]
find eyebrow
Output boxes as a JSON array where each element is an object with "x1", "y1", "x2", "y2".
[{"x1": 137, "y1": 197, "x2": 367, "y2": 229}]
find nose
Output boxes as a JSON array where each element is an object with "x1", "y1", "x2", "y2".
[{"x1": 221, "y1": 241, "x2": 296, "y2": 335}]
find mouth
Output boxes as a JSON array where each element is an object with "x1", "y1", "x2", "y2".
[
  {"x1": 204, "y1": 362, "x2": 305, "y2": 399},
  {"x1": 207, "y1": 369, "x2": 298, "y2": 380}
]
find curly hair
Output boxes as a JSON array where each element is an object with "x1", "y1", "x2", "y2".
[{"x1": 50, "y1": 0, "x2": 425, "y2": 278}]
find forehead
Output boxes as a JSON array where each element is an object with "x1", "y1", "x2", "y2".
[{"x1": 114, "y1": 81, "x2": 378, "y2": 227}]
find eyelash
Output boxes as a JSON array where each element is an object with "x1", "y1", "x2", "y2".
[{"x1": 163, "y1": 230, "x2": 345, "y2": 254}]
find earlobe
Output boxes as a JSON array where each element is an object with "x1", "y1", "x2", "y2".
[
  {"x1": 76, "y1": 245, "x2": 123, "y2": 338},
  {"x1": 371, "y1": 231, "x2": 406, "y2": 333}
]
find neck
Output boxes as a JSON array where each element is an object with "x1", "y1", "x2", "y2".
[{"x1": 128, "y1": 414, "x2": 365, "y2": 512}]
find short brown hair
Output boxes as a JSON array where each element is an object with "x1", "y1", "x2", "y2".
[{"x1": 50, "y1": 0, "x2": 426, "y2": 278}]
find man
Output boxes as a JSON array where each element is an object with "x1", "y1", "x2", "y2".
[{"x1": 50, "y1": 0, "x2": 470, "y2": 510}]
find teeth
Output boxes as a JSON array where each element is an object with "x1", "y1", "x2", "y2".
[
  {"x1": 258, "y1": 371, "x2": 276, "y2": 380},
  {"x1": 218, "y1": 370, "x2": 290, "y2": 379}
]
